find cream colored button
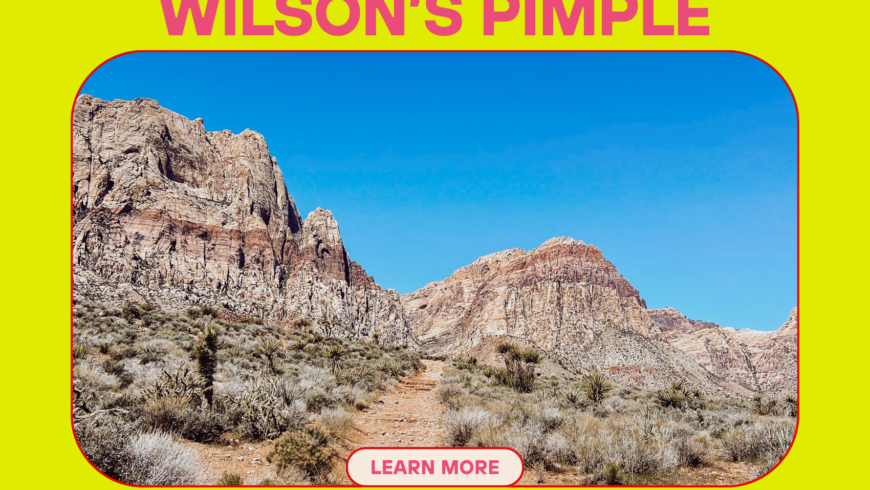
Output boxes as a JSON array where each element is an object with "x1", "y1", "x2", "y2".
[{"x1": 347, "y1": 448, "x2": 524, "y2": 486}]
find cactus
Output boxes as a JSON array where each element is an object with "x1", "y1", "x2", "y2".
[{"x1": 142, "y1": 365, "x2": 205, "y2": 407}]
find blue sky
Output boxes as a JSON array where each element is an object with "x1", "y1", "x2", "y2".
[{"x1": 81, "y1": 52, "x2": 797, "y2": 331}]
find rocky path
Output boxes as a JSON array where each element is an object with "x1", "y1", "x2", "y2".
[{"x1": 349, "y1": 359, "x2": 446, "y2": 447}]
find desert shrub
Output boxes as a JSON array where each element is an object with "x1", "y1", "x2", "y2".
[
  {"x1": 177, "y1": 408, "x2": 231, "y2": 443},
  {"x1": 539, "y1": 407, "x2": 565, "y2": 432},
  {"x1": 437, "y1": 382, "x2": 464, "y2": 403},
  {"x1": 74, "y1": 416, "x2": 138, "y2": 482},
  {"x1": 74, "y1": 362, "x2": 120, "y2": 391},
  {"x1": 103, "y1": 389, "x2": 145, "y2": 415},
  {"x1": 122, "y1": 302, "x2": 141, "y2": 322},
  {"x1": 610, "y1": 432, "x2": 678, "y2": 475},
  {"x1": 304, "y1": 390, "x2": 336, "y2": 413},
  {"x1": 752, "y1": 395, "x2": 781, "y2": 416},
  {"x1": 303, "y1": 344, "x2": 319, "y2": 356},
  {"x1": 756, "y1": 419, "x2": 796, "y2": 469},
  {"x1": 267, "y1": 424, "x2": 338, "y2": 482},
  {"x1": 364, "y1": 348, "x2": 382, "y2": 360},
  {"x1": 117, "y1": 371, "x2": 135, "y2": 389},
  {"x1": 102, "y1": 359, "x2": 125, "y2": 376},
  {"x1": 109, "y1": 343, "x2": 138, "y2": 360},
  {"x1": 783, "y1": 395, "x2": 798, "y2": 417},
  {"x1": 236, "y1": 382, "x2": 307, "y2": 440},
  {"x1": 671, "y1": 435, "x2": 711, "y2": 467},
  {"x1": 601, "y1": 462, "x2": 626, "y2": 485},
  {"x1": 491, "y1": 342, "x2": 539, "y2": 393},
  {"x1": 722, "y1": 426, "x2": 764, "y2": 461},
  {"x1": 136, "y1": 340, "x2": 170, "y2": 364},
  {"x1": 142, "y1": 396, "x2": 189, "y2": 432},
  {"x1": 143, "y1": 394, "x2": 233, "y2": 444},
  {"x1": 318, "y1": 407, "x2": 354, "y2": 438},
  {"x1": 574, "y1": 437, "x2": 607, "y2": 474},
  {"x1": 126, "y1": 431, "x2": 202, "y2": 485},
  {"x1": 378, "y1": 360, "x2": 404, "y2": 378},
  {"x1": 442, "y1": 406, "x2": 502, "y2": 447},
  {"x1": 217, "y1": 473, "x2": 243, "y2": 485}
]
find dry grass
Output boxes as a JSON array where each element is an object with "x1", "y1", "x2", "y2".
[{"x1": 437, "y1": 359, "x2": 795, "y2": 484}]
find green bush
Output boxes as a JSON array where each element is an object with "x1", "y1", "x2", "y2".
[
  {"x1": 267, "y1": 424, "x2": 338, "y2": 482},
  {"x1": 491, "y1": 342, "x2": 539, "y2": 393},
  {"x1": 102, "y1": 359, "x2": 125, "y2": 376},
  {"x1": 602, "y1": 463, "x2": 625, "y2": 485},
  {"x1": 304, "y1": 390, "x2": 336, "y2": 413},
  {"x1": 217, "y1": 473, "x2": 243, "y2": 485},
  {"x1": 73, "y1": 344, "x2": 88, "y2": 360}
]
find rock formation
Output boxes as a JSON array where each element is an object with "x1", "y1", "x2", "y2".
[
  {"x1": 648, "y1": 307, "x2": 797, "y2": 396},
  {"x1": 71, "y1": 95, "x2": 796, "y2": 396},
  {"x1": 402, "y1": 237, "x2": 752, "y2": 395},
  {"x1": 72, "y1": 95, "x2": 417, "y2": 347}
]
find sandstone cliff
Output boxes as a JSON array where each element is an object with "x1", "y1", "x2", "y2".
[
  {"x1": 648, "y1": 307, "x2": 797, "y2": 396},
  {"x1": 73, "y1": 95, "x2": 417, "y2": 347},
  {"x1": 402, "y1": 237, "x2": 750, "y2": 395}
]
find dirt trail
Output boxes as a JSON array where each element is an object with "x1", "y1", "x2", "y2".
[{"x1": 348, "y1": 359, "x2": 446, "y2": 447}]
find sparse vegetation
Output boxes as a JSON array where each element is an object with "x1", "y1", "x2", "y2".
[
  {"x1": 72, "y1": 301, "x2": 423, "y2": 485},
  {"x1": 438, "y1": 354, "x2": 796, "y2": 484}
]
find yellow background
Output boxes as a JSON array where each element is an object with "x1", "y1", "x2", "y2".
[{"x1": 2, "y1": 0, "x2": 866, "y2": 488}]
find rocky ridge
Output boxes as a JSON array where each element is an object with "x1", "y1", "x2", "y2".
[
  {"x1": 401, "y1": 237, "x2": 757, "y2": 396},
  {"x1": 648, "y1": 307, "x2": 797, "y2": 396},
  {"x1": 72, "y1": 95, "x2": 417, "y2": 347}
]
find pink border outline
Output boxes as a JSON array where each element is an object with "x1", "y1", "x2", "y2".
[{"x1": 69, "y1": 49, "x2": 800, "y2": 488}]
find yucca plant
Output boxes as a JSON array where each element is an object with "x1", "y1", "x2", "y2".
[
  {"x1": 520, "y1": 348, "x2": 541, "y2": 364},
  {"x1": 566, "y1": 387, "x2": 583, "y2": 406},
  {"x1": 255, "y1": 337, "x2": 282, "y2": 375},
  {"x1": 379, "y1": 360, "x2": 404, "y2": 378},
  {"x1": 655, "y1": 387, "x2": 686, "y2": 409},
  {"x1": 199, "y1": 305, "x2": 221, "y2": 318},
  {"x1": 581, "y1": 372, "x2": 613, "y2": 405},
  {"x1": 73, "y1": 344, "x2": 88, "y2": 361},
  {"x1": 321, "y1": 344, "x2": 346, "y2": 375}
]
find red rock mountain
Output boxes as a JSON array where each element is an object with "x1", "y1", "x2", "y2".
[
  {"x1": 648, "y1": 307, "x2": 797, "y2": 396},
  {"x1": 72, "y1": 95, "x2": 417, "y2": 346},
  {"x1": 402, "y1": 238, "x2": 759, "y2": 396}
]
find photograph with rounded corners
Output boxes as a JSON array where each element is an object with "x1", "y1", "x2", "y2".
[{"x1": 71, "y1": 51, "x2": 798, "y2": 486}]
